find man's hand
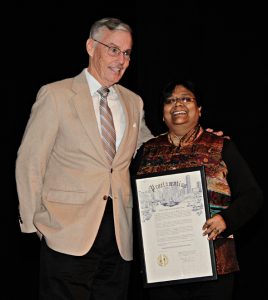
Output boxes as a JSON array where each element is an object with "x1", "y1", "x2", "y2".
[{"x1": 206, "y1": 128, "x2": 230, "y2": 139}]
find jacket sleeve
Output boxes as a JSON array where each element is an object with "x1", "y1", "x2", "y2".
[
  {"x1": 218, "y1": 139, "x2": 263, "y2": 236},
  {"x1": 15, "y1": 85, "x2": 59, "y2": 233},
  {"x1": 136, "y1": 106, "x2": 154, "y2": 155}
]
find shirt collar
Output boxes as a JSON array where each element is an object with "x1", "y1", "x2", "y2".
[{"x1": 84, "y1": 68, "x2": 116, "y2": 98}]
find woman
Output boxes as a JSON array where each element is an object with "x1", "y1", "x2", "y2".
[{"x1": 131, "y1": 79, "x2": 263, "y2": 300}]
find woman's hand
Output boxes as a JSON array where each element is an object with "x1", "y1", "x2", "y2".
[{"x1": 202, "y1": 214, "x2": 227, "y2": 240}]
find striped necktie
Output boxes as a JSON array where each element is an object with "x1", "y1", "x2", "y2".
[{"x1": 98, "y1": 87, "x2": 116, "y2": 164}]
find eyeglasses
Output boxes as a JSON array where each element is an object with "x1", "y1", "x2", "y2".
[
  {"x1": 93, "y1": 39, "x2": 131, "y2": 60},
  {"x1": 164, "y1": 97, "x2": 196, "y2": 105}
]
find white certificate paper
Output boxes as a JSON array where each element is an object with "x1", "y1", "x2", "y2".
[{"x1": 134, "y1": 166, "x2": 217, "y2": 286}]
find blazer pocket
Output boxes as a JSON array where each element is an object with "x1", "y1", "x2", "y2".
[{"x1": 47, "y1": 189, "x2": 87, "y2": 205}]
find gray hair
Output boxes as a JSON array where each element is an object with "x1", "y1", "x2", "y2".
[{"x1": 89, "y1": 17, "x2": 132, "y2": 40}]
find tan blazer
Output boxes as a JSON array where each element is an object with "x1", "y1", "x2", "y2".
[{"x1": 15, "y1": 70, "x2": 153, "y2": 260}]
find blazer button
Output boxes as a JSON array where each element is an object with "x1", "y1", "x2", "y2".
[{"x1": 103, "y1": 195, "x2": 108, "y2": 201}]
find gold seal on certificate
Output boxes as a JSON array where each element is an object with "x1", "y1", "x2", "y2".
[{"x1": 157, "y1": 254, "x2": 168, "y2": 267}]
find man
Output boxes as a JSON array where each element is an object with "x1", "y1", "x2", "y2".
[{"x1": 16, "y1": 17, "x2": 153, "y2": 300}]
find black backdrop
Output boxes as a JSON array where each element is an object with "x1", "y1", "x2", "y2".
[{"x1": 9, "y1": 1, "x2": 265, "y2": 299}]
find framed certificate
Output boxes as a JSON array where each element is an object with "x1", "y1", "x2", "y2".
[{"x1": 133, "y1": 166, "x2": 217, "y2": 287}]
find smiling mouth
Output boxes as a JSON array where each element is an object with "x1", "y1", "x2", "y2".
[{"x1": 172, "y1": 111, "x2": 187, "y2": 116}]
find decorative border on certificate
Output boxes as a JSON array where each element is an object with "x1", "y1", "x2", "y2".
[{"x1": 133, "y1": 166, "x2": 217, "y2": 287}]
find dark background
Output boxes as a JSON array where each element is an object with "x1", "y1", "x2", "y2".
[{"x1": 9, "y1": 0, "x2": 265, "y2": 299}]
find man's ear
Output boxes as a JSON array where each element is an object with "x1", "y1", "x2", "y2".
[{"x1": 86, "y1": 38, "x2": 95, "y2": 57}]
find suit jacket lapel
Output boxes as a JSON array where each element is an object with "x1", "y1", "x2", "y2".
[
  {"x1": 113, "y1": 85, "x2": 132, "y2": 160},
  {"x1": 71, "y1": 71, "x2": 107, "y2": 163}
]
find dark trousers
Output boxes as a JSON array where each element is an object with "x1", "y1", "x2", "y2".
[
  {"x1": 146, "y1": 273, "x2": 235, "y2": 300},
  {"x1": 39, "y1": 199, "x2": 131, "y2": 300}
]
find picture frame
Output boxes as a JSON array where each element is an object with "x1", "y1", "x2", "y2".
[{"x1": 133, "y1": 165, "x2": 217, "y2": 287}]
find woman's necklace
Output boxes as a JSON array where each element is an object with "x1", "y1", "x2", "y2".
[{"x1": 168, "y1": 132, "x2": 183, "y2": 147}]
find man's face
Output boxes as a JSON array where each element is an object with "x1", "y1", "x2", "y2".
[{"x1": 87, "y1": 29, "x2": 132, "y2": 87}]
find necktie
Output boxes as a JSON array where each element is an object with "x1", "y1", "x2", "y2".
[{"x1": 98, "y1": 87, "x2": 116, "y2": 164}]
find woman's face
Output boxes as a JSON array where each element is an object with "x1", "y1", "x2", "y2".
[{"x1": 163, "y1": 84, "x2": 201, "y2": 133}]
